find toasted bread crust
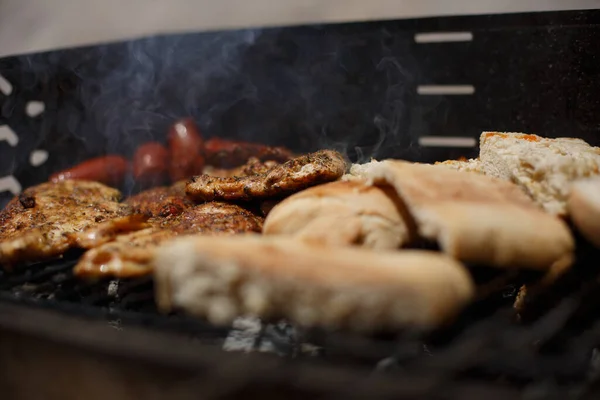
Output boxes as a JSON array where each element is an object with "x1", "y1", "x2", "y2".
[{"x1": 479, "y1": 131, "x2": 600, "y2": 215}]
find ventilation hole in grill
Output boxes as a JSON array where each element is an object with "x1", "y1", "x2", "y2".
[
  {"x1": 0, "y1": 125, "x2": 18, "y2": 147},
  {"x1": 418, "y1": 136, "x2": 477, "y2": 148},
  {"x1": 29, "y1": 149, "x2": 49, "y2": 166},
  {"x1": 0, "y1": 175, "x2": 21, "y2": 195},
  {"x1": 417, "y1": 85, "x2": 476, "y2": 95},
  {"x1": 0, "y1": 73, "x2": 12, "y2": 96},
  {"x1": 414, "y1": 32, "x2": 474, "y2": 43},
  {"x1": 25, "y1": 101, "x2": 45, "y2": 117}
]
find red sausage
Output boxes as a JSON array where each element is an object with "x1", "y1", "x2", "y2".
[
  {"x1": 133, "y1": 142, "x2": 169, "y2": 186},
  {"x1": 50, "y1": 155, "x2": 129, "y2": 187},
  {"x1": 168, "y1": 118, "x2": 205, "y2": 181}
]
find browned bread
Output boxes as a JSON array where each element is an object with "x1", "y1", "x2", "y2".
[
  {"x1": 434, "y1": 158, "x2": 484, "y2": 174},
  {"x1": 153, "y1": 235, "x2": 475, "y2": 332},
  {"x1": 263, "y1": 180, "x2": 413, "y2": 249},
  {"x1": 479, "y1": 132, "x2": 600, "y2": 216},
  {"x1": 349, "y1": 159, "x2": 574, "y2": 272}
]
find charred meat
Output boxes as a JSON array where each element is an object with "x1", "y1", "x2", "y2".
[
  {"x1": 186, "y1": 150, "x2": 347, "y2": 202},
  {"x1": 0, "y1": 180, "x2": 131, "y2": 266},
  {"x1": 202, "y1": 157, "x2": 280, "y2": 178},
  {"x1": 124, "y1": 181, "x2": 194, "y2": 218},
  {"x1": 71, "y1": 181, "x2": 193, "y2": 249},
  {"x1": 74, "y1": 202, "x2": 264, "y2": 278}
]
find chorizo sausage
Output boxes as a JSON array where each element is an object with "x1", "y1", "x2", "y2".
[
  {"x1": 168, "y1": 118, "x2": 205, "y2": 181},
  {"x1": 133, "y1": 142, "x2": 169, "y2": 186},
  {"x1": 50, "y1": 155, "x2": 129, "y2": 187}
]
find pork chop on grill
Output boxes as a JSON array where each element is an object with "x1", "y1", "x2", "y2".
[
  {"x1": 186, "y1": 150, "x2": 347, "y2": 202},
  {"x1": 74, "y1": 202, "x2": 264, "y2": 279},
  {"x1": 124, "y1": 181, "x2": 194, "y2": 218},
  {"x1": 202, "y1": 157, "x2": 280, "y2": 178},
  {"x1": 0, "y1": 180, "x2": 131, "y2": 266},
  {"x1": 70, "y1": 181, "x2": 193, "y2": 249}
]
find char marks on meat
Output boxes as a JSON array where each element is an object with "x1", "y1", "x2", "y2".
[
  {"x1": 124, "y1": 181, "x2": 194, "y2": 218},
  {"x1": 74, "y1": 202, "x2": 264, "y2": 278},
  {"x1": 71, "y1": 181, "x2": 193, "y2": 249},
  {"x1": 202, "y1": 157, "x2": 280, "y2": 178},
  {"x1": 0, "y1": 180, "x2": 131, "y2": 266},
  {"x1": 186, "y1": 150, "x2": 348, "y2": 202}
]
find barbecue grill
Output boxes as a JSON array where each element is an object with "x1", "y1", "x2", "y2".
[{"x1": 1, "y1": 4, "x2": 600, "y2": 399}]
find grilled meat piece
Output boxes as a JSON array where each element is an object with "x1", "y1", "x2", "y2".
[
  {"x1": 124, "y1": 181, "x2": 194, "y2": 218},
  {"x1": 186, "y1": 150, "x2": 347, "y2": 202},
  {"x1": 202, "y1": 158, "x2": 280, "y2": 178},
  {"x1": 71, "y1": 181, "x2": 194, "y2": 249},
  {"x1": 70, "y1": 214, "x2": 151, "y2": 249},
  {"x1": 0, "y1": 180, "x2": 130, "y2": 266},
  {"x1": 74, "y1": 202, "x2": 264, "y2": 279}
]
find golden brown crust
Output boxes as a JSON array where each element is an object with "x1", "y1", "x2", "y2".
[
  {"x1": 263, "y1": 180, "x2": 413, "y2": 249},
  {"x1": 153, "y1": 235, "x2": 475, "y2": 332},
  {"x1": 74, "y1": 202, "x2": 264, "y2": 279},
  {"x1": 186, "y1": 150, "x2": 347, "y2": 202},
  {"x1": 0, "y1": 180, "x2": 129, "y2": 266}
]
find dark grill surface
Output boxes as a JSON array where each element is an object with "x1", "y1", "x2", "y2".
[{"x1": 1, "y1": 235, "x2": 600, "y2": 399}]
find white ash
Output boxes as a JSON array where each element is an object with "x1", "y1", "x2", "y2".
[
  {"x1": 108, "y1": 319, "x2": 122, "y2": 331},
  {"x1": 107, "y1": 280, "x2": 119, "y2": 297},
  {"x1": 223, "y1": 316, "x2": 318, "y2": 357}
]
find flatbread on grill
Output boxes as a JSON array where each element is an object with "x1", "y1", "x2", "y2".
[
  {"x1": 568, "y1": 177, "x2": 600, "y2": 248},
  {"x1": 434, "y1": 158, "x2": 484, "y2": 174},
  {"x1": 263, "y1": 180, "x2": 413, "y2": 249},
  {"x1": 479, "y1": 131, "x2": 600, "y2": 216},
  {"x1": 153, "y1": 235, "x2": 475, "y2": 332},
  {"x1": 350, "y1": 159, "x2": 574, "y2": 272}
]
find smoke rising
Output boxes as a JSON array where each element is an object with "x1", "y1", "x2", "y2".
[{"x1": 11, "y1": 23, "x2": 417, "y2": 175}]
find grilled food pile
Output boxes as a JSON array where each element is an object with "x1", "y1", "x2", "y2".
[{"x1": 2, "y1": 127, "x2": 600, "y2": 334}]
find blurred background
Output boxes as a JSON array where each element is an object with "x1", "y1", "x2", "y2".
[{"x1": 0, "y1": 0, "x2": 598, "y2": 57}]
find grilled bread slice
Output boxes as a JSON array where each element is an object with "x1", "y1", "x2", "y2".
[
  {"x1": 263, "y1": 180, "x2": 414, "y2": 249},
  {"x1": 479, "y1": 132, "x2": 600, "y2": 216},
  {"x1": 153, "y1": 235, "x2": 475, "y2": 332},
  {"x1": 350, "y1": 159, "x2": 574, "y2": 272},
  {"x1": 434, "y1": 158, "x2": 484, "y2": 174},
  {"x1": 568, "y1": 177, "x2": 600, "y2": 248}
]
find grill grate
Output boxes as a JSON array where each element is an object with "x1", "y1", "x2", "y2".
[{"x1": 1, "y1": 236, "x2": 600, "y2": 399}]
